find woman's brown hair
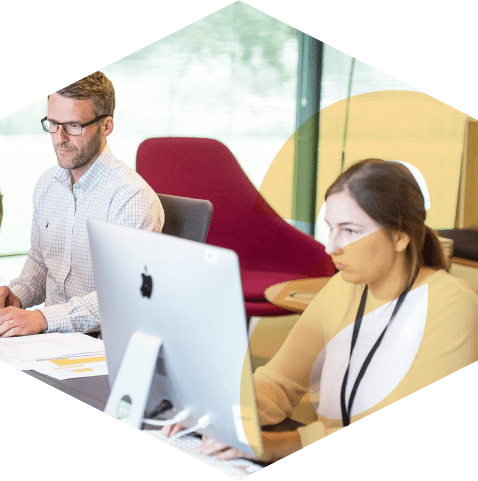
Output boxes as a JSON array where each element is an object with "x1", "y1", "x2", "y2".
[{"x1": 325, "y1": 159, "x2": 448, "y2": 287}]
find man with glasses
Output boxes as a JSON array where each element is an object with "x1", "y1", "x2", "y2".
[{"x1": 0, "y1": 72, "x2": 164, "y2": 336}]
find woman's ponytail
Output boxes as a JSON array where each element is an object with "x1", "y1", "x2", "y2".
[{"x1": 422, "y1": 226, "x2": 449, "y2": 272}]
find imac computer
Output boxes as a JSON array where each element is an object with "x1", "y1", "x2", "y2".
[{"x1": 87, "y1": 219, "x2": 263, "y2": 459}]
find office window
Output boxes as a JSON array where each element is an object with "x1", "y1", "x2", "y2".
[
  {"x1": 259, "y1": 45, "x2": 471, "y2": 246},
  {"x1": 102, "y1": 3, "x2": 298, "y2": 187},
  {"x1": 317, "y1": 47, "x2": 474, "y2": 243},
  {"x1": 1, "y1": 5, "x2": 470, "y2": 285},
  {"x1": 0, "y1": 98, "x2": 54, "y2": 285},
  {"x1": 0, "y1": 3, "x2": 298, "y2": 284}
]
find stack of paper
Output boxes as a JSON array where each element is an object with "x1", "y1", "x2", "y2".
[{"x1": 0, "y1": 333, "x2": 108, "y2": 380}]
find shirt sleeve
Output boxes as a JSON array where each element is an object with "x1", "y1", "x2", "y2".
[
  {"x1": 108, "y1": 186, "x2": 165, "y2": 233},
  {"x1": 38, "y1": 291, "x2": 100, "y2": 333},
  {"x1": 254, "y1": 275, "x2": 351, "y2": 447},
  {"x1": 254, "y1": 362, "x2": 344, "y2": 446},
  {"x1": 252, "y1": 275, "x2": 341, "y2": 443},
  {"x1": 39, "y1": 187, "x2": 164, "y2": 333},
  {"x1": 9, "y1": 184, "x2": 48, "y2": 308}
]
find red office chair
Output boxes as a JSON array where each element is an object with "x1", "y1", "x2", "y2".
[{"x1": 137, "y1": 138, "x2": 335, "y2": 317}]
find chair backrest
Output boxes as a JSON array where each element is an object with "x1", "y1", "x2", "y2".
[
  {"x1": 138, "y1": 138, "x2": 334, "y2": 277},
  {"x1": 157, "y1": 193, "x2": 213, "y2": 243}
]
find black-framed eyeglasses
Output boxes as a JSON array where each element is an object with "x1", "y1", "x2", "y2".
[{"x1": 41, "y1": 114, "x2": 110, "y2": 136}]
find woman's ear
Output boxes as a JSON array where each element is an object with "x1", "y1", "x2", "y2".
[{"x1": 392, "y1": 231, "x2": 410, "y2": 253}]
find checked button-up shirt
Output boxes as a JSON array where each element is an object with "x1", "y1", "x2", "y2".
[{"x1": 10, "y1": 144, "x2": 164, "y2": 333}]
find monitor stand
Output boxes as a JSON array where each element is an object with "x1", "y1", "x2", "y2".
[{"x1": 104, "y1": 330, "x2": 162, "y2": 429}]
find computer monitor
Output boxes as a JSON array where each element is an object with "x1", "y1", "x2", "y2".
[{"x1": 87, "y1": 219, "x2": 263, "y2": 458}]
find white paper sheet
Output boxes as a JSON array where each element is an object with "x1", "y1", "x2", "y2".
[
  {"x1": 32, "y1": 355, "x2": 108, "y2": 380},
  {"x1": 0, "y1": 353, "x2": 33, "y2": 371},
  {"x1": 0, "y1": 333, "x2": 105, "y2": 362}
]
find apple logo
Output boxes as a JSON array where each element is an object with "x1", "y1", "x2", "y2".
[{"x1": 140, "y1": 266, "x2": 153, "y2": 298}]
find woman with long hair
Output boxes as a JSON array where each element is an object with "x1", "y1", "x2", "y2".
[{"x1": 164, "y1": 159, "x2": 478, "y2": 461}]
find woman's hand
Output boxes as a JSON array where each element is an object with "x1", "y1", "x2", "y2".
[
  {"x1": 199, "y1": 431, "x2": 302, "y2": 463},
  {"x1": 161, "y1": 424, "x2": 302, "y2": 463},
  {"x1": 162, "y1": 425, "x2": 254, "y2": 459},
  {"x1": 161, "y1": 423, "x2": 185, "y2": 437},
  {"x1": 198, "y1": 436, "x2": 255, "y2": 460}
]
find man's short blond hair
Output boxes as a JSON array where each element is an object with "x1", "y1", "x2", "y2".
[{"x1": 56, "y1": 71, "x2": 115, "y2": 117}]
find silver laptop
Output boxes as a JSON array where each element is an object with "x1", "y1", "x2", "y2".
[{"x1": 87, "y1": 219, "x2": 263, "y2": 458}]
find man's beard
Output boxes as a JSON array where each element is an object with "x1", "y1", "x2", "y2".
[{"x1": 54, "y1": 129, "x2": 102, "y2": 171}]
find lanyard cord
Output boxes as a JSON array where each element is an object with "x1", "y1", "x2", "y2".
[{"x1": 340, "y1": 269, "x2": 419, "y2": 427}]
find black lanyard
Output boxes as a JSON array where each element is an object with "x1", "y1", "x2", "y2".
[{"x1": 340, "y1": 269, "x2": 419, "y2": 426}]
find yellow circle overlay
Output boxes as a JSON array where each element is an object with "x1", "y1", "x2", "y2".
[{"x1": 259, "y1": 90, "x2": 474, "y2": 229}]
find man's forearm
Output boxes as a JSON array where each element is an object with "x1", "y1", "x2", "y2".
[
  {"x1": 39, "y1": 291, "x2": 100, "y2": 333},
  {"x1": 9, "y1": 256, "x2": 47, "y2": 309}
]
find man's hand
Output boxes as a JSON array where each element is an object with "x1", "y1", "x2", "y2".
[
  {"x1": 0, "y1": 286, "x2": 21, "y2": 308},
  {"x1": 0, "y1": 307, "x2": 48, "y2": 337}
]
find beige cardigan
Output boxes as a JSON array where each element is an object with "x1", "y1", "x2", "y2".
[{"x1": 253, "y1": 270, "x2": 478, "y2": 447}]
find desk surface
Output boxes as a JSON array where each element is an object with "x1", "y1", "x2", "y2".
[
  {"x1": 25, "y1": 370, "x2": 110, "y2": 411},
  {"x1": 23, "y1": 371, "x2": 303, "y2": 433},
  {"x1": 264, "y1": 277, "x2": 331, "y2": 313}
]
